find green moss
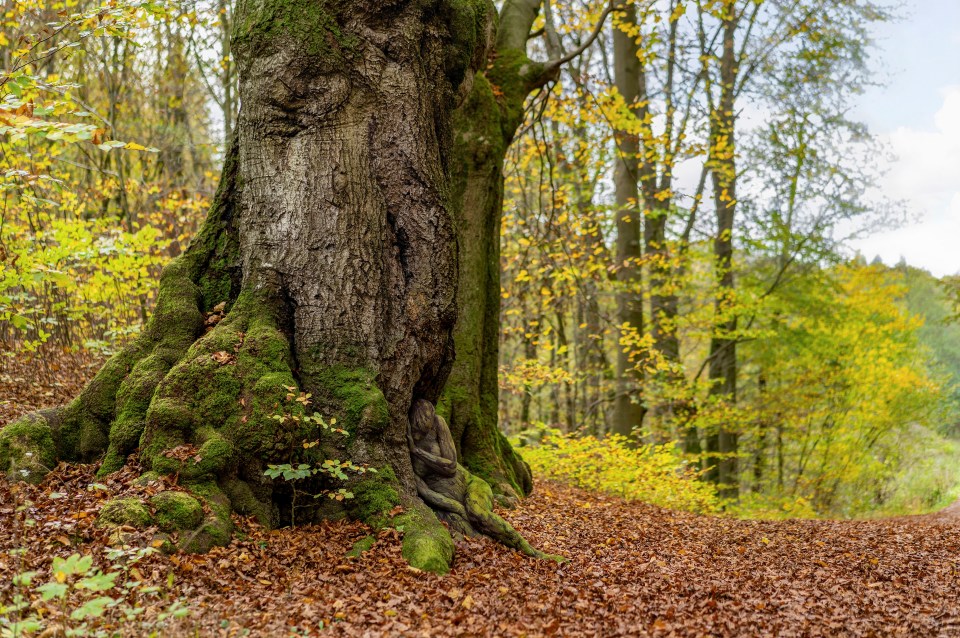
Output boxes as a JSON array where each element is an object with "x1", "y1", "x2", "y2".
[
  {"x1": 396, "y1": 509, "x2": 454, "y2": 575},
  {"x1": 142, "y1": 399, "x2": 195, "y2": 434},
  {"x1": 134, "y1": 471, "x2": 163, "y2": 486},
  {"x1": 349, "y1": 466, "x2": 400, "y2": 526},
  {"x1": 151, "y1": 491, "x2": 204, "y2": 532},
  {"x1": 0, "y1": 414, "x2": 57, "y2": 483},
  {"x1": 221, "y1": 477, "x2": 272, "y2": 525},
  {"x1": 141, "y1": 428, "x2": 187, "y2": 476},
  {"x1": 310, "y1": 366, "x2": 390, "y2": 436},
  {"x1": 179, "y1": 481, "x2": 234, "y2": 553},
  {"x1": 441, "y1": 0, "x2": 490, "y2": 89},
  {"x1": 346, "y1": 535, "x2": 376, "y2": 558},
  {"x1": 98, "y1": 498, "x2": 153, "y2": 528},
  {"x1": 232, "y1": 0, "x2": 356, "y2": 60},
  {"x1": 191, "y1": 430, "x2": 235, "y2": 478}
]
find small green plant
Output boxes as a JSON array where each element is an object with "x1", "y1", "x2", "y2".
[
  {"x1": 263, "y1": 387, "x2": 374, "y2": 526},
  {"x1": 2, "y1": 550, "x2": 190, "y2": 637},
  {"x1": 2, "y1": 487, "x2": 189, "y2": 637}
]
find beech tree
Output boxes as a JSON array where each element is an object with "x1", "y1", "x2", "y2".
[
  {"x1": 439, "y1": 0, "x2": 611, "y2": 496},
  {"x1": 0, "y1": 0, "x2": 529, "y2": 574}
]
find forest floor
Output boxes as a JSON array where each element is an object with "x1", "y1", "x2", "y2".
[{"x1": 2, "y1": 353, "x2": 960, "y2": 637}]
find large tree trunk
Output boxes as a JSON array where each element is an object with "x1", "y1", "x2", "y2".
[
  {"x1": 440, "y1": 0, "x2": 555, "y2": 500},
  {"x1": 1, "y1": 0, "x2": 501, "y2": 574}
]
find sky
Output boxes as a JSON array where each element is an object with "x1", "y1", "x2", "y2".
[{"x1": 848, "y1": 0, "x2": 960, "y2": 276}]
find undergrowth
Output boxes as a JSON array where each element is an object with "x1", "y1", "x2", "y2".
[{"x1": 514, "y1": 428, "x2": 720, "y2": 514}]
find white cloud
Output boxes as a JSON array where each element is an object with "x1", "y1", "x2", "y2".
[{"x1": 851, "y1": 86, "x2": 960, "y2": 276}]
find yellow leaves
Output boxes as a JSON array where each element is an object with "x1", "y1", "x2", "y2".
[
  {"x1": 517, "y1": 429, "x2": 720, "y2": 514},
  {"x1": 669, "y1": 2, "x2": 687, "y2": 23},
  {"x1": 499, "y1": 360, "x2": 573, "y2": 394}
]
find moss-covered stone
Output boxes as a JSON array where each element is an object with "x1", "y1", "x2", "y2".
[
  {"x1": 0, "y1": 414, "x2": 57, "y2": 484},
  {"x1": 151, "y1": 491, "x2": 204, "y2": 532},
  {"x1": 98, "y1": 498, "x2": 153, "y2": 528},
  {"x1": 134, "y1": 471, "x2": 163, "y2": 486},
  {"x1": 179, "y1": 481, "x2": 234, "y2": 553},
  {"x1": 346, "y1": 535, "x2": 376, "y2": 558}
]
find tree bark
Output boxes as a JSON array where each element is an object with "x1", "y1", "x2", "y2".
[
  {"x1": 704, "y1": 7, "x2": 739, "y2": 499},
  {"x1": 440, "y1": 0, "x2": 556, "y2": 500},
  {"x1": 610, "y1": 3, "x2": 646, "y2": 438},
  {"x1": 1, "y1": 0, "x2": 501, "y2": 575}
]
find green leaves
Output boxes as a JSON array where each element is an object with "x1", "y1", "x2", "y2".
[
  {"x1": 36, "y1": 582, "x2": 69, "y2": 601},
  {"x1": 52, "y1": 553, "x2": 94, "y2": 581},
  {"x1": 75, "y1": 571, "x2": 120, "y2": 592},
  {"x1": 70, "y1": 596, "x2": 117, "y2": 621}
]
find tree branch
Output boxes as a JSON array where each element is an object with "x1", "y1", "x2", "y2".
[{"x1": 541, "y1": 1, "x2": 622, "y2": 76}]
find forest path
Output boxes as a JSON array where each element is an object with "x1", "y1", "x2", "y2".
[
  {"x1": 2, "y1": 354, "x2": 959, "y2": 636},
  {"x1": 2, "y1": 464, "x2": 958, "y2": 637},
  {"x1": 923, "y1": 496, "x2": 960, "y2": 522}
]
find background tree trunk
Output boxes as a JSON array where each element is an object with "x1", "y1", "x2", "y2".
[
  {"x1": 611, "y1": 3, "x2": 646, "y2": 439},
  {"x1": 441, "y1": 0, "x2": 556, "y2": 500},
  {"x1": 705, "y1": 8, "x2": 740, "y2": 498},
  {"x1": 1, "y1": 0, "x2": 496, "y2": 575}
]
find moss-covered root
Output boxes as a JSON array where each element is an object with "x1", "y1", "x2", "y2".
[
  {"x1": 95, "y1": 488, "x2": 226, "y2": 553},
  {"x1": 0, "y1": 413, "x2": 57, "y2": 483},
  {"x1": 349, "y1": 467, "x2": 454, "y2": 574},
  {"x1": 462, "y1": 428, "x2": 533, "y2": 506},
  {"x1": 398, "y1": 504, "x2": 455, "y2": 575},
  {"x1": 464, "y1": 473, "x2": 563, "y2": 563},
  {"x1": 177, "y1": 482, "x2": 234, "y2": 553}
]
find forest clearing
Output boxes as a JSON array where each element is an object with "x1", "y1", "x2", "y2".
[{"x1": 2, "y1": 0, "x2": 960, "y2": 635}]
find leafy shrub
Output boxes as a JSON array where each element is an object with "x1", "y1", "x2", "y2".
[
  {"x1": 516, "y1": 428, "x2": 720, "y2": 513},
  {"x1": 263, "y1": 387, "x2": 373, "y2": 526}
]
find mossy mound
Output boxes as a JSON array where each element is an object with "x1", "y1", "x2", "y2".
[
  {"x1": 151, "y1": 491, "x2": 204, "y2": 532},
  {"x1": 0, "y1": 413, "x2": 57, "y2": 484},
  {"x1": 98, "y1": 498, "x2": 153, "y2": 528},
  {"x1": 346, "y1": 535, "x2": 376, "y2": 558},
  {"x1": 397, "y1": 508, "x2": 456, "y2": 575}
]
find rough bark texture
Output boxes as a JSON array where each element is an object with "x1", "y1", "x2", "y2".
[
  {"x1": 2, "y1": 0, "x2": 502, "y2": 575},
  {"x1": 440, "y1": 0, "x2": 554, "y2": 500}
]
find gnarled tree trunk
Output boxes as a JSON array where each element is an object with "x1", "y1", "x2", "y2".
[{"x1": 1, "y1": 0, "x2": 508, "y2": 575}]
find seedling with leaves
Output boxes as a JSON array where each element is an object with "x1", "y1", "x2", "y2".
[
  {"x1": 263, "y1": 387, "x2": 374, "y2": 526},
  {"x1": 2, "y1": 535, "x2": 188, "y2": 637}
]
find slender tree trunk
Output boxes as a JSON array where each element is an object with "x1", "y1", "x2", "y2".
[
  {"x1": 610, "y1": 4, "x2": 646, "y2": 439},
  {"x1": 705, "y1": 8, "x2": 739, "y2": 499},
  {"x1": 2, "y1": 0, "x2": 500, "y2": 574},
  {"x1": 218, "y1": 0, "x2": 234, "y2": 143}
]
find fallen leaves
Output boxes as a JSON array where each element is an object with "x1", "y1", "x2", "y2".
[
  {"x1": 2, "y1": 360, "x2": 960, "y2": 636},
  {"x1": 2, "y1": 465, "x2": 959, "y2": 637}
]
